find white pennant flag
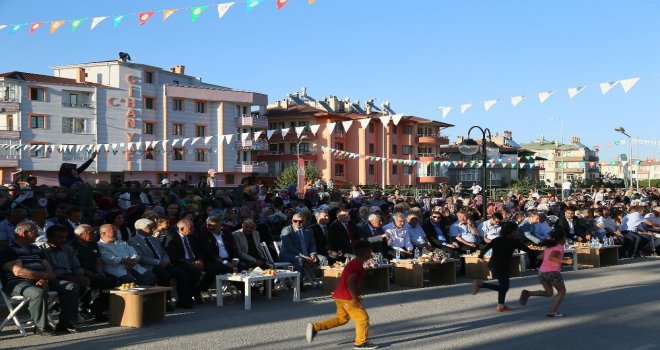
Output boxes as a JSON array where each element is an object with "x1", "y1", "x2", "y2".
[
  {"x1": 391, "y1": 114, "x2": 403, "y2": 125},
  {"x1": 152, "y1": 141, "x2": 160, "y2": 148},
  {"x1": 143, "y1": 142, "x2": 151, "y2": 149},
  {"x1": 326, "y1": 122, "x2": 336, "y2": 135},
  {"x1": 281, "y1": 128, "x2": 290, "y2": 138},
  {"x1": 378, "y1": 115, "x2": 390, "y2": 126},
  {"x1": 359, "y1": 118, "x2": 371, "y2": 129},
  {"x1": 224, "y1": 134, "x2": 234, "y2": 144},
  {"x1": 111, "y1": 144, "x2": 118, "y2": 150},
  {"x1": 538, "y1": 91, "x2": 555, "y2": 104},
  {"x1": 266, "y1": 130, "x2": 276, "y2": 139},
  {"x1": 295, "y1": 126, "x2": 306, "y2": 138},
  {"x1": 162, "y1": 140, "x2": 170, "y2": 150},
  {"x1": 438, "y1": 106, "x2": 452, "y2": 119},
  {"x1": 181, "y1": 138, "x2": 190, "y2": 147},
  {"x1": 510, "y1": 95, "x2": 525, "y2": 107},
  {"x1": 67, "y1": 145, "x2": 74, "y2": 152},
  {"x1": 619, "y1": 77, "x2": 640, "y2": 93},
  {"x1": 567, "y1": 86, "x2": 585, "y2": 99},
  {"x1": 484, "y1": 99, "x2": 498, "y2": 111},
  {"x1": 91, "y1": 16, "x2": 107, "y2": 30},
  {"x1": 204, "y1": 136, "x2": 213, "y2": 145},
  {"x1": 309, "y1": 124, "x2": 321, "y2": 136},
  {"x1": 460, "y1": 103, "x2": 473, "y2": 114},
  {"x1": 217, "y1": 2, "x2": 235, "y2": 18},
  {"x1": 191, "y1": 137, "x2": 200, "y2": 145},
  {"x1": 599, "y1": 81, "x2": 618, "y2": 95},
  {"x1": 342, "y1": 120, "x2": 353, "y2": 133},
  {"x1": 30, "y1": 145, "x2": 37, "y2": 151},
  {"x1": 241, "y1": 132, "x2": 250, "y2": 141},
  {"x1": 171, "y1": 139, "x2": 180, "y2": 147},
  {"x1": 253, "y1": 131, "x2": 263, "y2": 140},
  {"x1": 24, "y1": 145, "x2": 30, "y2": 151}
]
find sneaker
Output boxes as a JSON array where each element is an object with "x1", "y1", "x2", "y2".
[
  {"x1": 519, "y1": 290, "x2": 530, "y2": 306},
  {"x1": 305, "y1": 322, "x2": 317, "y2": 343},
  {"x1": 354, "y1": 342, "x2": 379, "y2": 349},
  {"x1": 471, "y1": 280, "x2": 482, "y2": 295},
  {"x1": 547, "y1": 312, "x2": 565, "y2": 317}
]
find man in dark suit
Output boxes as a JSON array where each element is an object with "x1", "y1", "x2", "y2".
[
  {"x1": 327, "y1": 208, "x2": 357, "y2": 259},
  {"x1": 280, "y1": 213, "x2": 325, "y2": 272},
  {"x1": 555, "y1": 206, "x2": 589, "y2": 242},
  {"x1": 309, "y1": 210, "x2": 331, "y2": 264},
  {"x1": 421, "y1": 210, "x2": 461, "y2": 257},
  {"x1": 357, "y1": 213, "x2": 388, "y2": 255},
  {"x1": 129, "y1": 218, "x2": 189, "y2": 309},
  {"x1": 199, "y1": 215, "x2": 238, "y2": 274}
]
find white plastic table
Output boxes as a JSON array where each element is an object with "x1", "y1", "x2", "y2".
[
  {"x1": 215, "y1": 270, "x2": 300, "y2": 310},
  {"x1": 564, "y1": 247, "x2": 579, "y2": 271}
]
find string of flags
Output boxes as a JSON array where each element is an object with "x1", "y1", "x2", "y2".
[
  {"x1": 436, "y1": 76, "x2": 642, "y2": 119},
  {"x1": 0, "y1": 0, "x2": 318, "y2": 36}
]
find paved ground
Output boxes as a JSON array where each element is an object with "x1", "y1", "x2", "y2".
[{"x1": 3, "y1": 257, "x2": 660, "y2": 350}]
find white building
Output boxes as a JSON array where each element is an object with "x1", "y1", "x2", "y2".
[{"x1": 0, "y1": 59, "x2": 268, "y2": 186}]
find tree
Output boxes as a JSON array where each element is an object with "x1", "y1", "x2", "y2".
[{"x1": 276, "y1": 164, "x2": 319, "y2": 189}]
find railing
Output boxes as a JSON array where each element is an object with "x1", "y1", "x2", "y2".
[
  {"x1": 268, "y1": 151, "x2": 284, "y2": 155},
  {"x1": 335, "y1": 173, "x2": 345, "y2": 177},
  {"x1": 236, "y1": 161, "x2": 268, "y2": 166},
  {"x1": 62, "y1": 103, "x2": 94, "y2": 109},
  {"x1": 2, "y1": 97, "x2": 18, "y2": 102},
  {"x1": 416, "y1": 153, "x2": 449, "y2": 158},
  {"x1": 0, "y1": 127, "x2": 20, "y2": 131},
  {"x1": 416, "y1": 133, "x2": 442, "y2": 138}
]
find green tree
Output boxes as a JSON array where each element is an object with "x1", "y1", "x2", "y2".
[{"x1": 276, "y1": 165, "x2": 319, "y2": 189}]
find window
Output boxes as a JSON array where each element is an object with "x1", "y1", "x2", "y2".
[
  {"x1": 195, "y1": 101, "x2": 206, "y2": 113},
  {"x1": 402, "y1": 145, "x2": 412, "y2": 155},
  {"x1": 391, "y1": 144, "x2": 397, "y2": 155},
  {"x1": 369, "y1": 164, "x2": 375, "y2": 175},
  {"x1": 299, "y1": 143, "x2": 310, "y2": 153},
  {"x1": 195, "y1": 149, "x2": 207, "y2": 162},
  {"x1": 173, "y1": 148, "x2": 184, "y2": 161},
  {"x1": 335, "y1": 143, "x2": 344, "y2": 151},
  {"x1": 225, "y1": 174, "x2": 235, "y2": 185},
  {"x1": 391, "y1": 125, "x2": 398, "y2": 134},
  {"x1": 195, "y1": 125, "x2": 206, "y2": 137},
  {"x1": 29, "y1": 114, "x2": 47, "y2": 129},
  {"x1": 460, "y1": 169, "x2": 479, "y2": 182},
  {"x1": 335, "y1": 164, "x2": 345, "y2": 176},
  {"x1": 369, "y1": 124, "x2": 374, "y2": 133},
  {"x1": 62, "y1": 117, "x2": 87, "y2": 134},
  {"x1": 144, "y1": 97, "x2": 154, "y2": 110},
  {"x1": 62, "y1": 146, "x2": 89, "y2": 161},
  {"x1": 173, "y1": 98, "x2": 183, "y2": 111},
  {"x1": 290, "y1": 121, "x2": 296, "y2": 128},
  {"x1": 298, "y1": 121, "x2": 309, "y2": 127},
  {"x1": 0, "y1": 139, "x2": 19, "y2": 159},
  {"x1": 145, "y1": 147, "x2": 155, "y2": 160},
  {"x1": 145, "y1": 71, "x2": 154, "y2": 84},
  {"x1": 269, "y1": 122, "x2": 278, "y2": 130},
  {"x1": 172, "y1": 123, "x2": 184, "y2": 136},
  {"x1": 403, "y1": 166, "x2": 412, "y2": 175},
  {"x1": 29, "y1": 87, "x2": 46, "y2": 101},
  {"x1": 29, "y1": 143, "x2": 49, "y2": 158},
  {"x1": 403, "y1": 126, "x2": 413, "y2": 135},
  {"x1": 68, "y1": 94, "x2": 78, "y2": 107},
  {"x1": 369, "y1": 143, "x2": 375, "y2": 154},
  {"x1": 144, "y1": 122, "x2": 154, "y2": 135},
  {"x1": 392, "y1": 165, "x2": 398, "y2": 174}
]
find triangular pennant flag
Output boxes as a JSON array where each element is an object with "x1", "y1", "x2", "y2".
[
  {"x1": 567, "y1": 86, "x2": 585, "y2": 98},
  {"x1": 163, "y1": 9, "x2": 179, "y2": 21},
  {"x1": 309, "y1": 0, "x2": 316, "y2": 4},
  {"x1": 295, "y1": 126, "x2": 306, "y2": 138},
  {"x1": 191, "y1": 137, "x2": 201, "y2": 145},
  {"x1": 599, "y1": 81, "x2": 618, "y2": 95},
  {"x1": 277, "y1": 0, "x2": 289, "y2": 10},
  {"x1": 484, "y1": 99, "x2": 498, "y2": 111},
  {"x1": 460, "y1": 103, "x2": 473, "y2": 114},
  {"x1": 0, "y1": 25, "x2": 6, "y2": 31},
  {"x1": 162, "y1": 140, "x2": 170, "y2": 149},
  {"x1": 342, "y1": 120, "x2": 353, "y2": 133},
  {"x1": 619, "y1": 77, "x2": 640, "y2": 93},
  {"x1": 253, "y1": 131, "x2": 263, "y2": 140},
  {"x1": 246, "y1": 0, "x2": 264, "y2": 12},
  {"x1": 267, "y1": 130, "x2": 276, "y2": 139},
  {"x1": 218, "y1": 2, "x2": 235, "y2": 18},
  {"x1": 241, "y1": 132, "x2": 251, "y2": 141},
  {"x1": 391, "y1": 114, "x2": 403, "y2": 125},
  {"x1": 29, "y1": 22, "x2": 43, "y2": 34},
  {"x1": 119, "y1": 143, "x2": 126, "y2": 148},
  {"x1": 281, "y1": 128, "x2": 290, "y2": 138},
  {"x1": 71, "y1": 19, "x2": 85, "y2": 32},
  {"x1": 510, "y1": 95, "x2": 525, "y2": 107},
  {"x1": 30, "y1": 145, "x2": 38, "y2": 151},
  {"x1": 224, "y1": 134, "x2": 234, "y2": 144},
  {"x1": 135, "y1": 142, "x2": 142, "y2": 150},
  {"x1": 326, "y1": 122, "x2": 336, "y2": 135},
  {"x1": 359, "y1": 118, "x2": 371, "y2": 129},
  {"x1": 438, "y1": 106, "x2": 452, "y2": 119},
  {"x1": 181, "y1": 138, "x2": 190, "y2": 147},
  {"x1": 538, "y1": 91, "x2": 555, "y2": 104},
  {"x1": 113, "y1": 15, "x2": 125, "y2": 27},
  {"x1": 9, "y1": 24, "x2": 23, "y2": 35},
  {"x1": 171, "y1": 139, "x2": 180, "y2": 147},
  {"x1": 204, "y1": 136, "x2": 213, "y2": 145},
  {"x1": 138, "y1": 12, "x2": 155, "y2": 25},
  {"x1": 190, "y1": 5, "x2": 208, "y2": 22},
  {"x1": 91, "y1": 17, "x2": 107, "y2": 30},
  {"x1": 309, "y1": 124, "x2": 321, "y2": 136},
  {"x1": 378, "y1": 115, "x2": 390, "y2": 126}
]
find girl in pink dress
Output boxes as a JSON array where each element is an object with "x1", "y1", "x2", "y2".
[{"x1": 518, "y1": 229, "x2": 573, "y2": 317}]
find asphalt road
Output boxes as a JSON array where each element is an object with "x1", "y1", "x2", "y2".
[{"x1": 3, "y1": 257, "x2": 660, "y2": 350}]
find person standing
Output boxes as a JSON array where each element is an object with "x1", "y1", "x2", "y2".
[
  {"x1": 561, "y1": 180, "x2": 572, "y2": 200},
  {"x1": 306, "y1": 240, "x2": 378, "y2": 350},
  {"x1": 471, "y1": 222, "x2": 533, "y2": 312},
  {"x1": 519, "y1": 229, "x2": 573, "y2": 317}
]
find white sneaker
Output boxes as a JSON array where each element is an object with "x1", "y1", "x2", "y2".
[{"x1": 305, "y1": 322, "x2": 317, "y2": 343}]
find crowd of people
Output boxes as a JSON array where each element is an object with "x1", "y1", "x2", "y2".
[{"x1": 1, "y1": 166, "x2": 659, "y2": 338}]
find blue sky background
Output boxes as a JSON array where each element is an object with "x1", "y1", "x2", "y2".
[{"x1": 1, "y1": 0, "x2": 659, "y2": 162}]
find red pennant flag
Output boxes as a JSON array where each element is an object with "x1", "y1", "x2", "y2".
[
  {"x1": 138, "y1": 11, "x2": 155, "y2": 25},
  {"x1": 277, "y1": 0, "x2": 289, "y2": 10},
  {"x1": 29, "y1": 22, "x2": 43, "y2": 34}
]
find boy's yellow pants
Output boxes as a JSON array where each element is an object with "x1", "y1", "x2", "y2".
[{"x1": 313, "y1": 299, "x2": 370, "y2": 345}]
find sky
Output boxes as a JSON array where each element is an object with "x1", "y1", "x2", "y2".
[{"x1": 1, "y1": 0, "x2": 659, "y2": 162}]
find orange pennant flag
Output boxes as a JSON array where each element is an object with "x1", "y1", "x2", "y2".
[
  {"x1": 138, "y1": 11, "x2": 155, "y2": 25},
  {"x1": 50, "y1": 20, "x2": 65, "y2": 34},
  {"x1": 163, "y1": 8, "x2": 178, "y2": 21},
  {"x1": 29, "y1": 22, "x2": 43, "y2": 34},
  {"x1": 277, "y1": 0, "x2": 288, "y2": 10},
  {"x1": 309, "y1": 0, "x2": 316, "y2": 4}
]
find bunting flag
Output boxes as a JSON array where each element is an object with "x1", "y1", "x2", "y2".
[
  {"x1": 281, "y1": 127, "x2": 290, "y2": 138},
  {"x1": 438, "y1": 106, "x2": 452, "y2": 119},
  {"x1": 190, "y1": 5, "x2": 208, "y2": 22},
  {"x1": 113, "y1": 15, "x2": 125, "y2": 27},
  {"x1": 90, "y1": 17, "x2": 107, "y2": 30},
  {"x1": 204, "y1": 136, "x2": 213, "y2": 144},
  {"x1": 309, "y1": 124, "x2": 321, "y2": 136},
  {"x1": 218, "y1": 2, "x2": 235, "y2": 18},
  {"x1": 484, "y1": 99, "x2": 498, "y2": 111},
  {"x1": 138, "y1": 12, "x2": 155, "y2": 25},
  {"x1": 538, "y1": 91, "x2": 554, "y2": 104},
  {"x1": 326, "y1": 122, "x2": 337, "y2": 135},
  {"x1": 341, "y1": 120, "x2": 353, "y2": 133},
  {"x1": 277, "y1": 0, "x2": 289, "y2": 10},
  {"x1": 71, "y1": 19, "x2": 85, "y2": 32},
  {"x1": 254, "y1": 130, "x2": 264, "y2": 140},
  {"x1": 309, "y1": 0, "x2": 317, "y2": 4},
  {"x1": 163, "y1": 9, "x2": 179, "y2": 21},
  {"x1": 460, "y1": 103, "x2": 473, "y2": 114},
  {"x1": 9, "y1": 24, "x2": 23, "y2": 35},
  {"x1": 266, "y1": 129, "x2": 276, "y2": 140},
  {"x1": 224, "y1": 134, "x2": 234, "y2": 143},
  {"x1": 0, "y1": 25, "x2": 6, "y2": 31},
  {"x1": 567, "y1": 86, "x2": 584, "y2": 98},
  {"x1": 294, "y1": 126, "x2": 306, "y2": 138},
  {"x1": 510, "y1": 95, "x2": 525, "y2": 107},
  {"x1": 29, "y1": 22, "x2": 43, "y2": 34},
  {"x1": 620, "y1": 77, "x2": 640, "y2": 93},
  {"x1": 246, "y1": 0, "x2": 264, "y2": 12},
  {"x1": 359, "y1": 118, "x2": 371, "y2": 129},
  {"x1": 599, "y1": 81, "x2": 618, "y2": 95},
  {"x1": 391, "y1": 114, "x2": 403, "y2": 125},
  {"x1": 378, "y1": 115, "x2": 390, "y2": 126}
]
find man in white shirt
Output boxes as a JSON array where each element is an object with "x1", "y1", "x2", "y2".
[
  {"x1": 449, "y1": 210, "x2": 483, "y2": 252},
  {"x1": 98, "y1": 224, "x2": 156, "y2": 285},
  {"x1": 478, "y1": 213, "x2": 502, "y2": 243},
  {"x1": 384, "y1": 212, "x2": 413, "y2": 258},
  {"x1": 562, "y1": 180, "x2": 572, "y2": 199},
  {"x1": 469, "y1": 182, "x2": 483, "y2": 197},
  {"x1": 404, "y1": 213, "x2": 429, "y2": 249},
  {"x1": 620, "y1": 206, "x2": 651, "y2": 257}
]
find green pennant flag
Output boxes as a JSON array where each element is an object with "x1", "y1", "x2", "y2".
[
  {"x1": 71, "y1": 18, "x2": 86, "y2": 31},
  {"x1": 190, "y1": 5, "x2": 208, "y2": 22}
]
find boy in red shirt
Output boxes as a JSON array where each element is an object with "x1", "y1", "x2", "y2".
[{"x1": 306, "y1": 240, "x2": 378, "y2": 349}]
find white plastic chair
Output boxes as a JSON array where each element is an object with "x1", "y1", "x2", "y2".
[{"x1": 0, "y1": 279, "x2": 30, "y2": 336}]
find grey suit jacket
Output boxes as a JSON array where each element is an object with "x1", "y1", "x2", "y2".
[
  {"x1": 128, "y1": 234, "x2": 170, "y2": 269},
  {"x1": 232, "y1": 229, "x2": 266, "y2": 263}
]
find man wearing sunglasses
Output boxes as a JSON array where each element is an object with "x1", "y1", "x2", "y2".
[{"x1": 280, "y1": 214, "x2": 324, "y2": 285}]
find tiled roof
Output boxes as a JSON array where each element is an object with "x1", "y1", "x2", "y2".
[{"x1": 0, "y1": 71, "x2": 103, "y2": 87}]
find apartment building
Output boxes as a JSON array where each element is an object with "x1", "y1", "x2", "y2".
[{"x1": 520, "y1": 135, "x2": 600, "y2": 185}]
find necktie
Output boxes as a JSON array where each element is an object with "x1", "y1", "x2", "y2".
[
  {"x1": 345, "y1": 224, "x2": 356, "y2": 242},
  {"x1": 145, "y1": 237, "x2": 161, "y2": 260},
  {"x1": 322, "y1": 226, "x2": 328, "y2": 237},
  {"x1": 183, "y1": 236, "x2": 195, "y2": 260},
  {"x1": 298, "y1": 230, "x2": 308, "y2": 255}
]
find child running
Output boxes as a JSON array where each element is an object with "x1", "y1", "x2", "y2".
[
  {"x1": 518, "y1": 229, "x2": 573, "y2": 317},
  {"x1": 472, "y1": 221, "x2": 533, "y2": 312},
  {"x1": 306, "y1": 240, "x2": 378, "y2": 349}
]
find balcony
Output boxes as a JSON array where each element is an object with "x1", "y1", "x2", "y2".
[
  {"x1": 417, "y1": 153, "x2": 450, "y2": 162},
  {"x1": 0, "y1": 129, "x2": 20, "y2": 139},
  {"x1": 417, "y1": 176, "x2": 449, "y2": 184},
  {"x1": 416, "y1": 133, "x2": 449, "y2": 145},
  {"x1": 62, "y1": 102, "x2": 94, "y2": 109},
  {"x1": 236, "y1": 161, "x2": 268, "y2": 173},
  {"x1": 236, "y1": 140, "x2": 269, "y2": 151},
  {"x1": 0, "y1": 156, "x2": 19, "y2": 168},
  {"x1": 236, "y1": 114, "x2": 268, "y2": 129},
  {"x1": 255, "y1": 150, "x2": 317, "y2": 161}
]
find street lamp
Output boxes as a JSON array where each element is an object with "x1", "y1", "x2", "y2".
[
  {"x1": 614, "y1": 126, "x2": 634, "y2": 190},
  {"x1": 459, "y1": 126, "x2": 498, "y2": 220},
  {"x1": 550, "y1": 117, "x2": 564, "y2": 200}
]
